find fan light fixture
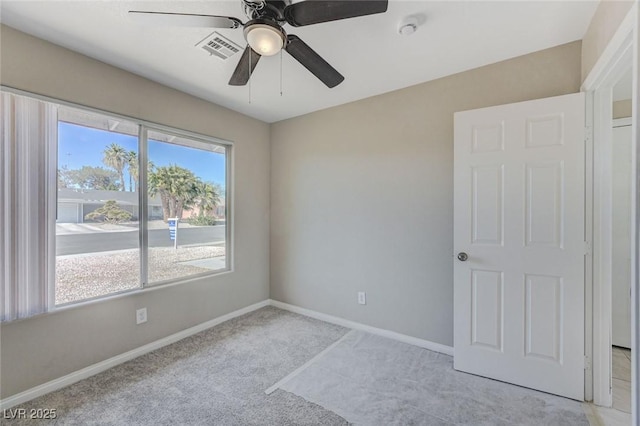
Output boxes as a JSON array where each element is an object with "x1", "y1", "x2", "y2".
[
  {"x1": 129, "y1": 0, "x2": 390, "y2": 88},
  {"x1": 244, "y1": 22, "x2": 285, "y2": 56}
]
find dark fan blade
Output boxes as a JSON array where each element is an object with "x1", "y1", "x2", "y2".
[
  {"x1": 128, "y1": 11, "x2": 242, "y2": 28},
  {"x1": 285, "y1": 35, "x2": 344, "y2": 88},
  {"x1": 284, "y1": 0, "x2": 388, "y2": 27},
  {"x1": 229, "y1": 46, "x2": 262, "y2": 86}
]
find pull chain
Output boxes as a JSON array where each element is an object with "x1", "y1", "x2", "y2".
[
  {"x1": 248, "y1": 48, "x2": 252, "y2": 104},
  {"x1": 279, "y1": 50, "x2": 282, "y2": 96}
]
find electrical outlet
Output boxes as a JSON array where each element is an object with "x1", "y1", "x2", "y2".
[
  {"x1": 136, "y1": 308, "x2": 147, "y2": 324},
  {"x1": 358, "y1": 292, "x2": 366, "y2": 305}
]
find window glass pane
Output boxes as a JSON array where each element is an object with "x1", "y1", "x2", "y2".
[
  {"x1": 147, "y1": 130, "x2": 227, "y2": 284},
  {"x1": 56, "y1": 107, "x2": 140, "y2": 305}
]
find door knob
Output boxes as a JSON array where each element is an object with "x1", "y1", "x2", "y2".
[{"x1": 457, "y1": 252, "x2": 468, "y2": 261}]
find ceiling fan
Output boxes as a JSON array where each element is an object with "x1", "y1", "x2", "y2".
[{"x1": 129, "y1": 0, "x2": 388, "y2": 88}]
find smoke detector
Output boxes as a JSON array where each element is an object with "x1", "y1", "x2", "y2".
[{"x1": 398, "y1": 17, "x2": 418, "y2": 36}]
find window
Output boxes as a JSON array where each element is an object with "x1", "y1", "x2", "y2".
[
  {"x1": 56, "y1": 108, "x2": 141, "y2": 304},
  {"x1": 146, "y1": 130, "x2": 227, "y2": 285},
  {"x1": 1, "y1": 90, "x2": 230, "y2": 320}
]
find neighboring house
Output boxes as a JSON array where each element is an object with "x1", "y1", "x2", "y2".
[
  {"x1": 180, "y1": 204, "x2": 226, "y2": 221},
  {"x1": 56, "y1": 188, "x2": 163, "y2": 223},
  {"x1": 57, "y1": 188, "x2": 226, "y2": 223},
  {"x1": 180, "y1": 199, "x2": 226, "y2": 221}
]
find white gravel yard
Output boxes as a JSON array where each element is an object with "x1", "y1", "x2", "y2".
[{"x1": 56, "y1": 246, "x2": 226, "y2": 305}]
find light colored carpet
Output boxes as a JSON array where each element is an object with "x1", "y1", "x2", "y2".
[
  {"x1": 5, "y1": 307, "x2": 350, "y2": 425},
  {"x1": 8, "y1": 307, "x2": 592, "y2": 426},
  {"x1": 278, "y1": 331, "x2": 590, "y2": 426}
]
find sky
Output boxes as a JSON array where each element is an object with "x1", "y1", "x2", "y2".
[{"x1": 58, "y1": 122, "x2": 226, "y2": 188}]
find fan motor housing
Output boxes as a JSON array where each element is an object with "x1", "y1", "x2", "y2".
[{"x1": 246, "y1": 0, "x2": 289, "y2": 21}]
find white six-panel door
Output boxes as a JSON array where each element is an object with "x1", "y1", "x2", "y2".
[{"x1": 453, "y1": 93, "x2": 585, "y2": 400}]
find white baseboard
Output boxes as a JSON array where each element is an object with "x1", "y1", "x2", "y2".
[
  {"x1": 268, "y1": 299, "x2": 454, "y2": 356},
  {"x1": 0, "y1": 299, "x2": 270, "y2": 410}
]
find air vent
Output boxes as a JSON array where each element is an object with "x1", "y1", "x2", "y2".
[{"x1": 196, "y1": 31, "x2": 243, "y2": 60}]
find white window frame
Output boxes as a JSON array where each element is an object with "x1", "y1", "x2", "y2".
[
  {"x1": 142, "y1": 124, "x2": 232, "y2": 287},
  {"x1": 1, "y1": 86, "x2": 234, "y2": 317}
]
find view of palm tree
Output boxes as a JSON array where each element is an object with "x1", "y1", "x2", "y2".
[
  {"x1": 60, "y1": 140, "x2": 222, "y2": 222},
  {"x1": 195, "y1": 182, "x2": 221, "y2": 218},
  {"x1": 100, "y1": 143, "x2": 223, "y2": 222},
  {"x1": 102, "y1": 143, "x2": 128, "y2": 191},
  {"x1": 55, "y1": 115, "x2": 228, "y2": 305},
  {"x1": 149, "y1": 165, "x2": 198, "y2": 220},
  {"x1": 126, "y1": 150, "x2": 138, "y2": 192}
]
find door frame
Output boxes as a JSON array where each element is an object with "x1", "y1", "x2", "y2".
[
  {"x1": 581, "y1": 3, "x2": 638, "y2": 416},
  {"x1": 611, "y1": 117, "x2": 633, "y2": 349}
]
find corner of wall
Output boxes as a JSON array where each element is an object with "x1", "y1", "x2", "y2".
[{"x1": 581, "y1": 0, "x2": 635, "y2": 82}]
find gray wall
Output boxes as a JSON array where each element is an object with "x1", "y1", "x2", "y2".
[
  {"x1": 270, "y1": 41, "x2": 582, "y2": 347},
  {"x1": 613, "y1": 99, "x2": 632, "y2": 119},
  {"x1": 0, "y1": 25, "x2": 270, "y2": 398}
]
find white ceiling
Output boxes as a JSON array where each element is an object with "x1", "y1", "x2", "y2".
[{"x1": 1, "y1": 1, "x2": 599, "y2": 123}]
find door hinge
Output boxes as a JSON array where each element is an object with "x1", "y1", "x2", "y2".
[
  {"x1": 584, "y1": 241, "x2": 591, "y2": 256},
  {"x1": 584, "y1": 126, "x2": 592, "y2": 145},
  {"x1": 584, "y1": 355, "x2": 591, "y2": 370}
]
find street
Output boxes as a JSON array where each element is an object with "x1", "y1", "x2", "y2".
[{"x1": 56, "y1": 226, "x2": 226, "y2": 256}]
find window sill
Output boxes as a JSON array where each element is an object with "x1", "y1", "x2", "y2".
[{"x1": 3, "y1": 267, "x2": 233, "y2": 325}]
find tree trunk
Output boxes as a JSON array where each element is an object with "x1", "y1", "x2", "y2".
[
  {"x1": 169, "y1": 197, "x2": 177, "y2": 219},
  {"x1": 161, "y1": 192, "x2": 170, "y2": 221},
  {"x1": 176, "y1": 199, "x2": 184, "y2": 221}
]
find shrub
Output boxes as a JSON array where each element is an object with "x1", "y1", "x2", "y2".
[
  {"x1": 188, "y1": 215, "x2": 217, "y2": 226},
  {"x1": 85, "y1": 200, "x2": 132, "y2": 224}
]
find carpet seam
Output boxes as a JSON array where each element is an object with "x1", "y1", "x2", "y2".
[{"x1": 264, "y1": 329, "x2": 356, "y2": 395}]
